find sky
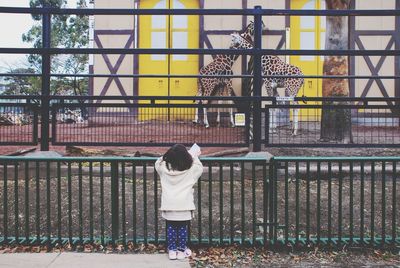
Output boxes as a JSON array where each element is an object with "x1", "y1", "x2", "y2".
[{"x1": 0, "y1": 0, "x2": 82, "y2": 71}]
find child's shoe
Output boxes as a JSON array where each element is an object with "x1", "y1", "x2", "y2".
[
  {"x1": 184, "y1": 248, "x2": 192, "y2": 257},
  {"x1": 176, "y1": 250, "x2": 186, "y2": 260},
  {"x1": 168, "y1": 250, "x2": 177, "y2": 260}
]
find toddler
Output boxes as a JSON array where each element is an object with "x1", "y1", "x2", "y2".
[{"x1": 155, "y1": 144, "x2": 203, "y2": 260}]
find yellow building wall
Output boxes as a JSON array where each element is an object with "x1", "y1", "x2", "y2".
[{"x1": 92, "y1": 0, "x2": 397, "y2": 99}]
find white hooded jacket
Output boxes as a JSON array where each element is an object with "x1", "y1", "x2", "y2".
[{"x1": 155, "y1": 156, "x2": 203, "y2": 211}]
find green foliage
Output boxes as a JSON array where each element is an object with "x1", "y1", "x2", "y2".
[
  {"x1": 20, "y1": 0, "x2": 89, "y2": 96},
  {"x1": 2, "y1": 68, "x2": 41, "y2": 95}
]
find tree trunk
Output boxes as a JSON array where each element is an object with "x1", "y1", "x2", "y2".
[{"x1": 320, "y1": 0, "x2": 353, "y2": 143}]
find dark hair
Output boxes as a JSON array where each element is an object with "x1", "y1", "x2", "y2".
[{"x1": 162, "y1": 144, "x2": 193, "y2": 171}]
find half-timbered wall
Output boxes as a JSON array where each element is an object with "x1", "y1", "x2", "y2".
[
  {"x1": 90, "y1": 0, "x2": 399, "y2": 101},
  {"x1": 350, "y1": 0, "x2": 399, "y2": 100}
]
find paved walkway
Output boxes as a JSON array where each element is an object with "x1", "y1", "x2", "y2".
[{"x1": 0, "y1": 253, "x2": 190, "y2": 268}]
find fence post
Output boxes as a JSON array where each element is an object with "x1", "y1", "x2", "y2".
[
  {"x1": 111, "y1": 161, "x2": 120, "y2": 244},
  {"x1": 41, "y1": 5, "x2": 51, "y2": 151},
  {"x1": 252, "y1": 6, "x2": 263, "y2": 152}
]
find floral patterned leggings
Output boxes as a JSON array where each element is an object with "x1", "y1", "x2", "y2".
[{"x1": 166, "y1": 220, "x2": 189, "y2": 251}]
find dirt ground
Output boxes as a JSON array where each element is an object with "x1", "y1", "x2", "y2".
[{"x1": 1, "y1": 119, "x2": 399, "y2": 157}]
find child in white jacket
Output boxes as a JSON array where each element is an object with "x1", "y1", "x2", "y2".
[{"x1": 155, "y1": 144, "x2": 203, "y2": 260}]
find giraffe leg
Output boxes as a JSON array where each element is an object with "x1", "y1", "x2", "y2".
[
  {"x1": 229, "y1": 105, "x2": 234, "y2": 127},
  {"x1": 227, "y1": 82, "x2": 235, "y2": 128},
  {"x1": 269, "y1": 108, "x2": 277, "y2": 134},
  {"x1": 193, "y1": 105, "x2": 199, "y2": 124},
  {"x1": 292, "y1": 103, "x2": 299, "y2": 136},
  {"x1": 266, "y1": 84, "x2": 277, "y2": 134},
  {"x1": 203, "y1": 107, "x2": 210, "y2": 128}
]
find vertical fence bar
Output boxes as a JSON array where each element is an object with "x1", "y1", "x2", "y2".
[
  {"x1": 316, "y1": 161, "x2": 321, "y2": 245},
  {"x1": 198, "y1": 167, "x2": 202, "y2": 244},
  {"x1": 262, "y1": 161, "x2": 267, "y2": 246},
  {"x1": 349, "y1": 161, "x2": 354, "y2": 245},
  {"x1": 392, "y1": 161, "x2": 397, "y2": 246},
  {"x1": 89, "y1": 162, "x2": 93, "y2": 243},
  {"x1": 327, "y1": 162, "x2": 332, "y2": 245},
  {"x1": 338, "y1": 162, "x2": 343, "y2": 247},
  {"x1": 121, "y1": 162, "x2": 126, "y2": 247},
  {"x1": 132, "y1": 164, "x2": 137, "y2": 244},
  {"x1": 100, "y1": 162, "x2": 104, "y2": 245},
  {"x1": 208, "y1": 164, "x2": 212, "y2": 244},
  {"x1": 229, "y1": 162, "x2": 234, "y2": 244},
  {"x1": 360, "y1": 161, "x2": 365, "y2": 245},
  {"x1": 284, "y1": 161, "x2": 289, "y2": 244},
  {"x1": 14, "y1": 163, "x2": 19, "y2": 244},
  {"x1": 35, "y1": 162, "x2": 40, "y2": 244},
  {"x1": 252, "y1": 5, "x2": 263, "y2": 152},
  {"x1": 295, "y1": 162, "x2": 299, "y2": 244},
  {"x1": 3, "y1": 164, "x2": 8, "y2": 244},
  {"x1": 143, "y1": 163, "x2": 147, "y2": 244},
  {"x1": 40, "y1": 4, "x2": 51, "y2": 151},
  {"x1": 24, "y1": 161, "x2": 30, "y2": 244},
  {"x1": 111, "y1": 161, "x2": 119, "y2": 244},
  {"x1": 153, "y1": 164, "x2": 158, "y2": 244},
  {"x1": 219, "y1": 163, "x2": 223, "y2": 244},
  {"x1": 268, "y1": 158, "x2": 274, "y2": 243},
  {"x1": 46, "y1": 161, "x2": 51, "y2": 246},
  {"x1": 381, "y1": 161, "x2": 386, "y2": 246},
  {"x1": 240, "y1": 162, "x2": 245, "y2": 243},
  {"x1": 306, "y1": 161, "x2": 310, "y2": 244},
  {"x1": 371, "y1": 161, "x2": 375, "y2": 246},
  {"x1": 67, "y1": 162, "x2": 72, "y2": 245},
  {"x1": 273, "y1": 159, "x2": 278, "y2": 244},
  {"x1": 78, "y1": 162, "x2": 83, "y2": 245},
  {"x1": 57, "y1": 161, "x2": 61, "y2": 245},
  {"x1": 252, "y1": 162, "x2": 256, "y2": 245}
]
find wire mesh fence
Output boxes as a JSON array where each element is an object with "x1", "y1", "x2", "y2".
[
  {"x1": 0, "y1": 102, "x2": 38, "y2": 145},
  {"x1": 263, "y1": 99, "x2": 400, "y2": 147}
]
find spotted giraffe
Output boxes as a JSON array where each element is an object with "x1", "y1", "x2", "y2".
[
  {"x1": 230, "y1": 32, "x2": 305, "y2": 135},
  {"x1": 193, "y1": 22, "x2": 261, "y2": 128}
]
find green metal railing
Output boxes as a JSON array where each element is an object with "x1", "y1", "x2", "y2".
[
  {"x1": 0, "y1": 156, "x2": 268, "y2": 247},
  {"x1": 269, "y1": 156, "x2": 400, "y2": 248},
  {"x1": 0, "y1": 156, "x2": 399, "y2": 248}
]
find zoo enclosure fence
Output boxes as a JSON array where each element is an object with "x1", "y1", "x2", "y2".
[
  {"x1": 0, "y1": 156, "x2": 399, "y2": 248},
  {"x1": 0, "y1": 6, "x2": 400, "y2": 151},
  {"x1": 1, "y1": 95, "x2": 399, "y2": 148}
]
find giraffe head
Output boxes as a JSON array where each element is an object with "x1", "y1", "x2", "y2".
[{"x1": 240, "y1": 20, "x2": 266, "y2": 42}]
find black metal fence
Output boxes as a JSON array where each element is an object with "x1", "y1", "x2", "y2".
[
  {"x1": 270, "y1": 156, "x2": 400, "y2": 247},
  {"x1": 0, "y1": 101, "x2": 39, "y2": 145},
  {"x1": 0, "y1": 7, "x2": 400, "y2": 151},
  {"x1": 50, "y1": 96, "x2": 251, "y2": 147},
  {"x1": 0, "y1": 156, "x2": 267, "y2": 246},
  {"x1": 0, "y1": 155, "x2": 399, "y2": 248},
  {"x1": 264, "y1": 97, "x2": 400, "y2": 147},
  {"x1": 1, "y1": 96, "x2": 400, "y2": 148}
]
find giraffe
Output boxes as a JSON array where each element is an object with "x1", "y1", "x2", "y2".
[
  {"x1": 193, "y1": 21, "x2": 261, "y2": 128},
  {"x1": 230, "y1": 32, "x2": 305, "y2": 135}
]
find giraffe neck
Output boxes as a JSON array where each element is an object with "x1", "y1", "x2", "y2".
[
  {"x1": 240, "y1": 22, "x2": 254, "y2": 43},
  {"x1": 216, "y1": 54, "x2": 237, "y2": 67}
]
